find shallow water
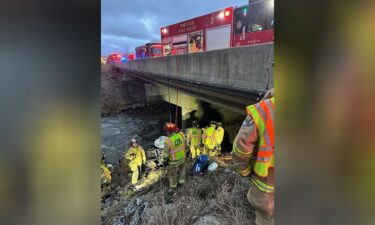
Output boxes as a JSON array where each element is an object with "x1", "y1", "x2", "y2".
[{"x1": 101, "y1": 104, "x2": 170, "y2": 164}]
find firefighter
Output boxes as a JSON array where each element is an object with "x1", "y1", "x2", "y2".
[
  {"x1": 202, "y1": 121, "x2": 224, "y2": 157},
  {"x1": 202, "y1": 121, "x2": 216, "y2": 156},
  {"x1": 101, "y1": 153, "x2": 112, "y2": 185},
  {"x1": 162, "y1": 122, "x2": 187, "y2": 189},
  {"x1": 186, "y1": 120, "x2": 202, "y2": 159},
  {"x1": 231, "y1": 89, "x2": 274, "y2": 225},
  {"x1": 212, "y1": 122, "x2": 224, "y2": 156},
  {"x1": 125, "y1": 139, "x2": 146, "y2": 185}
]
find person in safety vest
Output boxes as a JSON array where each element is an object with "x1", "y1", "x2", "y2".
[
  {"x1": 186, "y1": 120, "x2": 203, "y2": 159},
  {"x1": 231, "y1": 88, "x2": 274, "y2": 225},
  {"x1": 125, "y1": 138, "x2": 146, "y2": 185},
  {"x1": 161, "y1": 122, "x2": 187, "y2": 188},
  {"x1": 101, "y1": 153, "x2": 112, "y2": 185}
]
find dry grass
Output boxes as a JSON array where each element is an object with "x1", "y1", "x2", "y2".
[
  {"x1": 102, "y1": 160, "x2": 255, "y2": 225},
  {"x1": 138, "y1": 163, "x2": 255, "y2": 225}
]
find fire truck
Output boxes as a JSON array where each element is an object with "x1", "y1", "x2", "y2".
[
  {"x1": 160, "y1": 7, "x2": 234, "y2": 55},
  {"x1": 127, "y1": 53, "x2": 135, "y2": 61},
  {"x1": 160, "y1": 0, "x2": 274, "y2": 55},
  {"x1": 135, "y1": 43, "x2": 164, "y2": 60},
  {"x1": 106, "y1": 53, "x2": 122, "y2": 63}
]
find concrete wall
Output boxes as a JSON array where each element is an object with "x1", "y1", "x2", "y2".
[{"x1": 121, "y1": 43, "x2": 274, "y2": 92}]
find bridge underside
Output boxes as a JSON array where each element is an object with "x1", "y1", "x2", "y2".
[{"x1": 119, "y1": 68, "x2": 264, "y2": 115}]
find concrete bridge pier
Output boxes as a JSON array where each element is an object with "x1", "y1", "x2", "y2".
[
  {"x1": 159, "y1": 86, "x2": 201, "y2": 129},
  {"x1": 145, "y1": 83, "x2": 202, "y2": 129}
]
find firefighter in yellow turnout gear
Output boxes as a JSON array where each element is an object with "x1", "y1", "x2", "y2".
[
  {"x1": 213, "y1": 122, "x2": 224, "y2": 156},
  {"x1": 202, "y1": 121, "x2": 224, "y2": 157},
  {"x1": 125, "y1": 139, "x2": 146, "y2": 185},
  {"x1": 186, "y1": 120, "x2": 202, "y2": 159},
  {"x1": 162, "y1": 122, "x2": 187, "y2": 188},
  {"x1": 101, "y1": 153, "x2": 112, "y2": 185}
]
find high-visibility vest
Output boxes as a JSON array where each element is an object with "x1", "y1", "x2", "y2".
[
  {"x1": 246, "y1": 97, "x2": 274, "y2": 192},
  {"x1": 202, "y1": 125, "x2": 215, "y2": 149},
  {"x1": 166, "y1": 132, "x2": 186, "y2": 162},
  {"x1": 188, "y1": 127, "x2": 202, "y2": 146}
]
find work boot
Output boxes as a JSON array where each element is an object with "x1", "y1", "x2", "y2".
[
  {"x1": 164, "y1": 188, "x2": 177, "y2": 203},
  {"x1": 167, "y1": 188, "x2": 176, "y2": 195}
]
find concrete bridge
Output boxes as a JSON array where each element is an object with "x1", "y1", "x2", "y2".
[{"x1": 115, "y1": 43, "x2": 273, "y2": 128}]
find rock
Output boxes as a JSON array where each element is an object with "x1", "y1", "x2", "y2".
[
  {"x1": 193, "y1": 215, "x2": 222, "y2": 225},
  {"x1": 112, "y1": 222, "x2": 122, "y2": 225},
  {"x1": 120, "y1": 196, "x2": 128, "y2": 204},
  {"x1": 110, "y1": 183, "x2": 117, "y2": 189},
  {"x1": 112, "y1": 200, "x2": 119, "y2": 207},
  {"x1": 115, "y1": 186, "x2": 122, "y2": 191},
  {"x1": 101, "y1": 208, "x2": 107, "y2": 218},
  {"x1": 105, "y1": 197, "x2": 112, "y2": 204}
]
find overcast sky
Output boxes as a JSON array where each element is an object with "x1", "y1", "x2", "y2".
[{"x1": 101, "y1": 0, "x2": 248, "y2": 56}]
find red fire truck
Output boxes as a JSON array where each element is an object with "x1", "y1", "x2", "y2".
[
  {"x1": 127, "y1": 53, "x2": 135, "y2": 61},
  {"x1": 160, "y1": 0, "x2": 274, "y2": 54},
  {"x1": 160, "y1": 7, "x2": 234, "y2": 55},
  {"x1": 135, "y1": 43, "x2": 163, "y2": 60},
  {"x1": 107, "y1": 53, "x2": 122, "y2": 63},
  {"x1": 233, "y1": 0, "x2": 274, "y2": 47}
]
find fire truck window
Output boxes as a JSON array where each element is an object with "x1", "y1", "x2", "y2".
[
  {"x1": 163, "y1": 44, "x2": 171, "y2": 55},
  {"x1": 264, "y1": 6, "x2": 274, "y2": 30},
  {"x1": 152, "y1": 48, "x2": 162, "y2": 55},
  {"x1": 247, "y1": 3, "x2": 268, "y2": 32},
  {"x1": 188, "y1": 31, "x2": 204, "y2": 53},
  {"x1": 234, "y1": 7, "x2": 248, "y2": 35}
]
